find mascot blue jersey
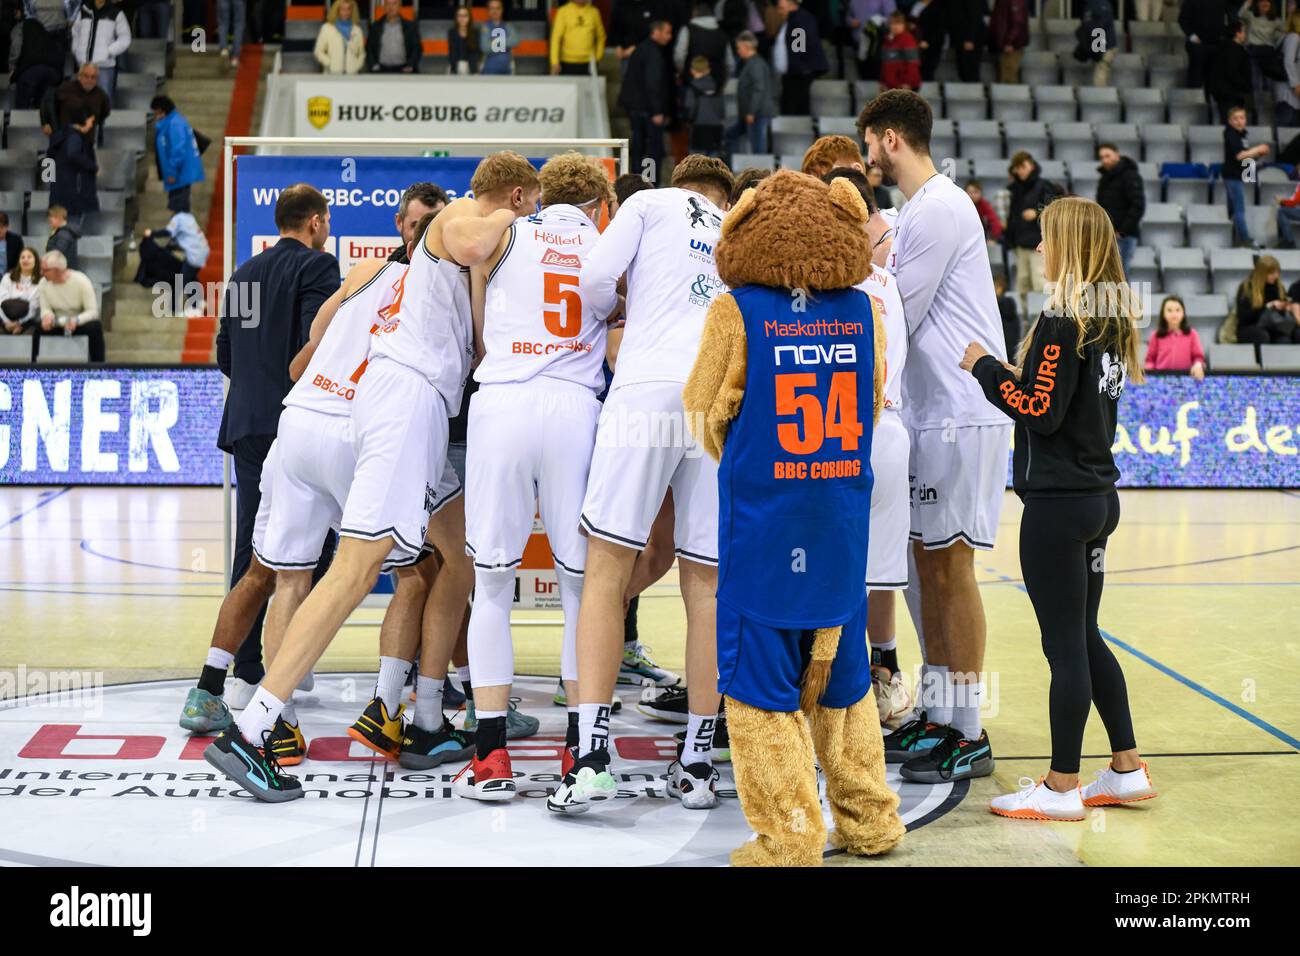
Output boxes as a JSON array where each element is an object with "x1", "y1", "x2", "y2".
[{"x1": 716, "y1": 285, "x2": 875, "y2": 630}]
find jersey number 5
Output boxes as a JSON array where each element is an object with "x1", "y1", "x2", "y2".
[
  {"x1": 775, "y1": 372, "x2": 863, "y2": 455},
  {"x1": 543, "y1": 272, "x2": 581, "y2": 339}
]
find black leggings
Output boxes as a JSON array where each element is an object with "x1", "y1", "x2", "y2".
[{"x1": 1019, "y1": 490, "x2": 1136, "y2": 774}]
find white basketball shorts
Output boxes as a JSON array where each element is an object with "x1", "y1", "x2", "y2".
[
  {"x1": 866, "y1": 409, "x2": 911, "y2": 590},
  {"x1": 908, "y1": 422, "x2": 1012, "y2": 551}
]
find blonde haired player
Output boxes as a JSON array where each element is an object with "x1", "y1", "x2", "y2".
[
  {"x1": 203, "y1": 153, "x2": 541, "y2": 802},
  {"x1": 453, "y1": 152, "x2": 615, "y2": 801}
]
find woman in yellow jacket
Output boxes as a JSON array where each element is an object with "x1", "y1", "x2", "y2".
[
  {"x1": 315, "y1": 0, "x2": 368, "y2": 75},
  {"x1": 549, "y1": 0, "x2": 606, "y2": 75}
]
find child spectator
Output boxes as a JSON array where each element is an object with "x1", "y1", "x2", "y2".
[
  {"x1": 1236, "y1": 255, "x2": 1300, "y2": 344},
  {"x1": 966, "y1": 179, "x2": 1004, "y2": 242},
  {"x1": 683, "y1": 54, "x2": 725, "y2": 157},
  {"x1": 880, "y1": 11, "x2": 920, "y2": 91},
  {"x1": 1223, "y1": 105, "x2": 1269, "y2": 248},
  {"x1": 1145, "y1": 296, "x2": 1207, "y2": 379}
]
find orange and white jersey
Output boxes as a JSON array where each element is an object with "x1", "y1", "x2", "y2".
[
  {"x1": 284, "y1": 260, "x2": 404, "y2": 417},
  {"x1": 856, "y1": 263, "x2": 907, "y2": 413},
  {"x1": 477, "y1": 204, "x2": 606, "y2": 394},
  {"x1": 367, "y1": 232, "x2": 474, "y2": 418}
]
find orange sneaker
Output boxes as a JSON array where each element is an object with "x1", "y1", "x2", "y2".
[{"x1": 453, "y1": 748, "x2": 516, "y2": 802}]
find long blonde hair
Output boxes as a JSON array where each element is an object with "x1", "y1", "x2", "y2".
[
  {"x1": 327, "y1": 0, "x2": 355, "y2": 23},
  {"x1": 1031, "y1": 195, "x2": 1144, "y2": 383},
  {"x1": 1242, "y1": 255, "x2": 1284, "y2": 309}
]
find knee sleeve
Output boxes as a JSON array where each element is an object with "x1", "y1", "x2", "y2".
[
  {"x1": 557, "y1": 569, "x2": 583, "y2": 684},
  {"x1": 466, "y1": 568, "x2": 515, "y2": 688}
]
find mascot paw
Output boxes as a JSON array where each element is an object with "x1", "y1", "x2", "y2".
[
  {"x1": 828, "y1": 813, "x2": 906, "y2": 857},
  {"x1": 730, "y1": 838, "x2": 824, "y2": 868}
]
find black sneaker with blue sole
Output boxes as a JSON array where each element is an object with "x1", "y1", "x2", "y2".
[
  {"x1": 204, "y1": 725, "x2": 304, "y2": 802},
  {"x1": 883, "y1": 711, "x2": 952, "y2": 764},
  {"x1": 898, "y1": 729, "x2": 995, "y2": 783},
  {"x1": 399, "y1": 718, "x2": 474, "y2": 770}
]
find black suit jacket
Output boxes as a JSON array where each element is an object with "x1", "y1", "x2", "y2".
[
  {"x1": 3, "y1": 232, "x2": 25, "y2": 272},
  {"x1": 216, "y1": 237, "x2": 340, "y2": 452}
]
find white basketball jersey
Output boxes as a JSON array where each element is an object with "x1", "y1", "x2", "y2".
[
  {"x1": 476, "y1": 204, "x2": 606, "y2": 394},
  {"x1": 856, "y1": 264, "x2": 907, "y2": 413},
  {"x1": 284, "y1": 260, "x2": 404, "y2": 417},
  {"x1": 367, "y1": 237, "x2": 474, "y2": 417}
]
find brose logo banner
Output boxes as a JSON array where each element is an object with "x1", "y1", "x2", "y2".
[{"x1": 293, "y1": 79, "x2": 578, "y2": 137}]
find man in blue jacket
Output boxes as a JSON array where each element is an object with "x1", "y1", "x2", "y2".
[{"x1": 152, "y1": 95, "x2": 205, "y2": 213}]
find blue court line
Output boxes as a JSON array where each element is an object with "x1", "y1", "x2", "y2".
[
  {"x1": 78, "y1": 539, "x2": 223, "y2": 575},
  {"x1": 1100, "y1": 628, "x2": 1300, "y2": 751},
  {"x1": 0, "y1": 487, "x2": 71, "y2": 529}
]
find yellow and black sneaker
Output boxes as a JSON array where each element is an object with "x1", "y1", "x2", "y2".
[
  {"x1": 264, "y1": 716, "x2": 307, "y2": 767},
  {"x1": 347, "y1": 697, "x2": 405, "y2": 760}
]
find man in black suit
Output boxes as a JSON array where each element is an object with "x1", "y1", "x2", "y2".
[
  {"x1": 216, "y1": 184, "x2": 340, "y2": 693},
  {"x1": 0, "y1": 212, "x2": 24, "y2": 272},
  {"x1": 619, "y1": 19, "x2": 675, "y2": 183},
  {"x1": 776, "y1": 0, "x2": 827, "y2": 116}
]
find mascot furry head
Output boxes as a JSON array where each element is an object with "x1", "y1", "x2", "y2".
[{"x1": 684, "y1": 169, "x2": 905, "y2": 867}]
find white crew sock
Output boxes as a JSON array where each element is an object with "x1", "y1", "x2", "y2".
[
  {"x1": 928, "y1": 665, "x2": 953, "y2": 725},
  {"x1": 375, "y1": 656, "x2": 410, "y2": 716},
  {"x1": 206, "y1": 647, "x2": 234, "y2": 671},
  {"x1": 414, "y1": 674, "x2": 445, "y2": 731},
  {"x1": 235, "y1": 686, "x2": 286, "y2": 743},
  {"x1": 454, "y1": 665, "x2": 471, "y2": 693},
  {"x1": 578, "y1": 702, "x2": 611, "y2": 757},
  {"x1": 873, "y1": 637, "x2": 897, "y2": 652},
  {"x1": 952, "y1": 680, "x2": 984, "y2": 741},
  {"x1": 683, "y1": 712, "x2": 717, "y2": 767}
]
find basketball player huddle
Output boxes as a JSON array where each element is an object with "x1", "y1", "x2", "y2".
[{"x1": 179, "y1": 88, "x2": 1153, "y2": 828}]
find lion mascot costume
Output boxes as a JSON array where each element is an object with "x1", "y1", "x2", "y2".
[{"x1": 683, "y1": 170, "x2": 906, "y2": 867}]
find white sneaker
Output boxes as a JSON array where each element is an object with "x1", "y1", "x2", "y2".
[
  {"x1": 224, "y1": 677, "x2": 257, "y2": 710},
  {"x1": 1082, "y1": 762, "x2": 1157, "y2": 807},
  {"x1": 547, "y1": 763, "x2": 617, "y2": 814},
  {"x1": 989, "y1": 777, "x2": 1085, "y2": 821},
  {"x1": 873, "y1": 669, "x2": 914, "y2": 729},
  {"x1": 667, "y1": 759, "x2": 720, "y2": 810}
]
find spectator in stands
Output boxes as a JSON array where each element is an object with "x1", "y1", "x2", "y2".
[
  {"x1": 135, "y1": 0, "x2": 170, "y2": 40},
  {"x1": 448, "y1": 4, "x2": 479, "y2": 74},
  {"x1": 731, "y1": 164, "x2": 771, "y2": 203},
  {"x1": 1145, "y1": 295, "x2": 1207, "y2": 378},
  {"x1": 994, "y1": 270, "x2": 1019, "y2": 358},
  {"x1": 620, "y1": 18, "x2": 672, "y2": 182},
  {"x1": 683, "y1": 54, "x2": 724, "y2": 157},
  {"x1": 48, "y1": 110, "x2": 99, "y2": 219},
  {"x1": 800, "y1": 134, "x2": 864, "y2": 178},
  {"x1": 0, "y1": 247, "x2": 41, "y2": 335},
  {"x1": 965, "y1": 179, "x2": 1004, "y2": 243},
  {"x1": 152, "y1": 96, "x2": 204, "y2": 214},
  {"x1": 726, "y1": 29, "x2": 773, "y2": 157},
  {"x1": 989, "y1": 0, "x2": 1030, "y2": 84},
  {"x1": 1180, "y1": 0, "x2": 1232, "y2": 90},
  {"x1": 1237, "y1": 255, "x2": 1300, "y2": 343},
  {"x1": 1134, "y1": 0, "x2": 1166, "y2": 21},
  {"x1": 722, "y1": 0, "x2": 768, "y2": 54},
  {"x1": 1274, "y1": 10, "x2": 1300, "y2": 126},
  {"x1": 1275, "y1": 175, "x2": 1300, "y2": 247},
  {"x1": 612, "y1": 0, "x2": 660, "y2": 75},
  {"x1": 880, "y1": 10, "x2": 920, "y2": 91},
  {"x1": 774, "y1": 0, "x2": 827, "y2": 115},
  {"x1": 1212, "y1": 19, "x2": 1255, "y2": 120},
  {"x1": 1006, "y1": 150, "x2": 1061, "y2": 305},
  {"x1": 950, "y1": 0, "x2": 987, "y2": 83},
  {"x1": 1095, "y1": 142, "x2": 1145, "y2": 278},
  {"x1": 479, "y1": 0, "x2": 516, "y2": 75},
  {"x1": 45, "y1": 204, "x2": 79, "y2": 268},
  {"x1": 366, "y1": 0, "x2": 421, "y2": 74},
  {"x1": 1223, "y1": 105, "x2": 1268, "y2": 248},
  {"x1": 845, "y1": 0, "x2": 891, "y2": 82},
  {"x1": 0, "y1": 211, "x2": 25, "y2": 271},
  {"x1": 71, "y1": 0, "x2": 131, "y2": 99},
  {"x1": 26, "y1": 0, "x2": 72, "y2": 61},
  {"x1": 314, "y1": 0, "x2": 366, "y2": 75},
  {"x1": 675, "y1": 1, "x2": 729, "y2": 86},
  {"x1": 216, "y1": 0, "x2": 246, "y2": 67},
  {"x1": 138, "y1": 208, "x2": 209, "y2": 315},
  {"x1": 40, "y1": 62, "x2": 110, "y2": 136},
  {"x1": 1076, "y1": 0, "x2": 1117, "y2": 87},
  {"x1": 10, "y1": 9, "x2": 64, "y2": 108},
  {"x1": 909, "y1": 0, "x2": 946, "y2": 82},
  {"x1": 35, "y1": 249, "x2": 103, "y2": 361},
  {"x1": 550, "y1": 0, "x2": 606, "y2": 75},
  {"x1": 865, "y1": 163, "x2": 891, "y2": 209},
  {"x1": 388, "y1": 181, "x2": 448, "y2": 264},
  {"x1": 1239, "y1": 0, "x2": 1282, "y2": 90}
]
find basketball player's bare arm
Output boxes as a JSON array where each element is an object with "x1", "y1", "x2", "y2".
[
  {"x1": 468, "y1": 227, "x2": 514, "y2": 364},
  {"x1": 437, "y1": 200, "x2": 518, "y2": 267},
  {"x1": 288, "y1": 258, "x2": 387, "y2": 380}
]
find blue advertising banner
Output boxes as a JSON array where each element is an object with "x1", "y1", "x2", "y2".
[
  {"x1": 3, "y1": 367, "x2": 1298, "y2": 487},
  {"x1": 234, "y1": 156, "x2": 535, "y2": 274}
]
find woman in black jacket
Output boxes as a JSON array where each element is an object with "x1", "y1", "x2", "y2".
[
  {"x1": 1236, "y1": 254, "x2": 1300, "y2": 343},
  {"x1": 960, "y1": 196, "x2": 1156, "y2": 822}
]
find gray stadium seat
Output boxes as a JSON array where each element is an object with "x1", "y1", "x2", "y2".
[
  {"x1": 990, "y1": 84, "x2": 1033, "y2": 122},
  {"x1": 1209, "y1": 248, "x2": 1255, "y2": 295},
  {"x1": 1260, "y1": 344, "x2": 1300, "y2": 369},
  {"x1": 853, "y1": 80, "x2": 880, "y2": 110},
  {"x1": 958, "y1": 120, "x2": 1003, "y2": 160},
  {"x1": 1021, "y1": 51, "x2": 1061, "y2": 87},
  {"x1": 1004, "y1": 121, "x2": 1049, "y2": 159},
  {"x1": 1060, "y1": 58, "x2": 1095, "y2": 89},
  {"x1": 970, "y1": 157, "x2": 1011, "y2": 184},
  {"x1": 119, "y1": 38, "x2": 167, "y2": 77},
  {"x1": 1167, "y1": 89, "x2": 1212, "y2": 127},
  {"x1": 35, "y1": 335, "x2": 91, "y2": 364},
  {"x1": 1038, "y1": 159, "x2": 1068, "y2": 183},
  {"x1": 1141, "y1": 124, "x2": 1187, "y2": 166},
  {"x1": 1033, "y1": 85, "x2": 1077, "y2": 123},
  {"x1": 1159, "y1": 248, "x2": 1209, "y2": 296},
  {"x1": 1111, "y1": 54, "x2": 1147, "y2": 90},
  {"x1": 1126, "y1": 246, "x2": 1159, "y2": 288},
  {"x1": 811, "y1": 79, "x2": 851, "y2": 118},
  {"x1": 1148, "y1": 54, "x2": 1187, "y2": 91},
  {"x1": 101, "y1": 112, "x2": 149, "y2": 154},
  {"x1": 1128, "y1": 21, "x2": 1170, "y2": 58},
  {"x1": 0, "y1": 189, "x2": 21, "y2": 212},
  {"x1": 1184, "y1": 293, "x2": 1231, "y2": 327},
  {"x1": 1066, "y1": 159, "x2": 1100, "y2": 196},
  {"x1": 1165, "y1": 174, "x2": 1211, "y2": 206},
  {"x1": 1095, "y1": 123, "x2": 1141, "y2": 159},
  {"x1": 1185, "y1": 204, "x2": 1234, "y2": 252},
  {"x1": 1043, "y1": 18, "x2": 1077, "y2": 54},
  {"x1": 1137, "y1": 162, "x2": 1163, "y2": 207},
  {"x1": 817, "y1": 116, "x2": 858, "y2": 138},
  {"x1": 1188, "y1": 125, "x2": 1223, "y2": 166},
  {"x1": 278, "y1": 51, "x2": 320, "y2": 72},
  {"x1": 776, "y1": 154, "x2": 806, "y2": 170},
  {"x1": 1142, "y1": 203, "x2": 1186, "y2": 248},
  {"x1": 1267, "y1": 249, "x2": 1300, "y2": 274},
  {"x1": 1208, "y1": 343, "x2": 1259, "y2": 370},
  {"x1": 944, "y1": 83, "x2": 988, "y2": 121},
  {"x1": 1050, "y1": 122, "x2": 1096, "y2": 163},
  {"x1": 5, "y1": 110, "x2": 46, "y2": 152},
  {"x1": 770, "y1": 115, "x2": 814, "y2": 157},
  {"x1": 931, "y1": 119, "x2": 957, "y2": 159},
  {"x1": 1257, "y1": 165, "x2": 1295, "y2": 206},
  {"x1": 730, "y1": 153, "x2": 773, "y2": 172},
  {"x1": 1078, "y1": 87, "x2": 1122, "y2": 124},
  {"x1": 0, "y1": 336, "x2": 30, "y2": 364},
  {"x1": 1122, "y1": 87, "x2": 1166, "y2": 125},
  {"x1": 1246, "y1": 205, "x2": 1278, "y2": 246}
]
